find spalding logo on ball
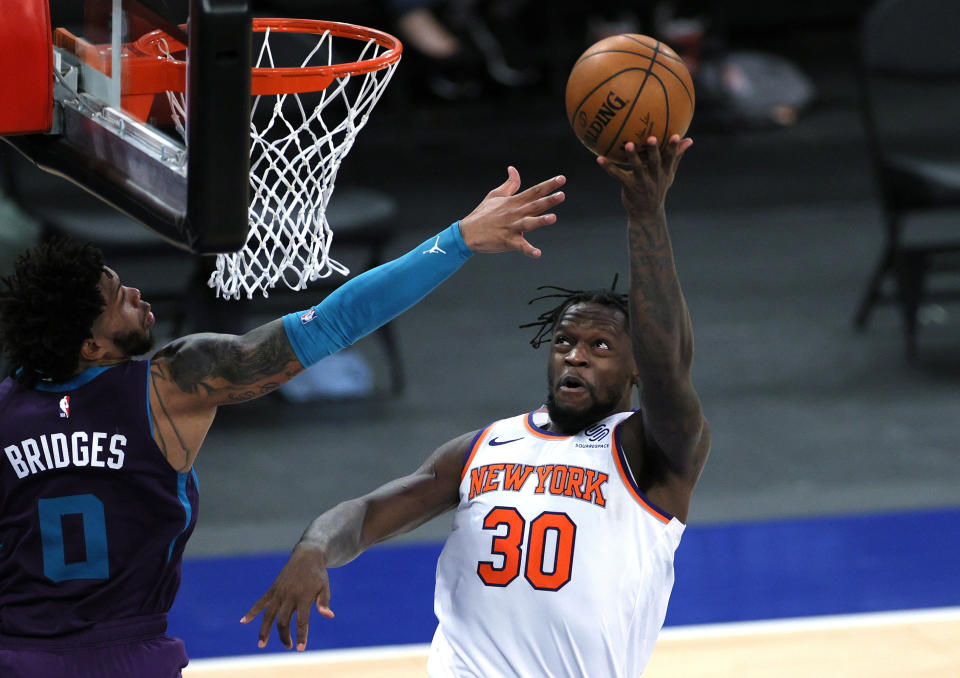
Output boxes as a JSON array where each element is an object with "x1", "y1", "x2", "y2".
[{"x1": 565, "y1": 34, "x2": 695, "y2": 163}]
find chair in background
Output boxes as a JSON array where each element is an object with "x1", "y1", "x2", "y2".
[{"x1": 852, "y1": 0, "x2": 960, "y2": 358}]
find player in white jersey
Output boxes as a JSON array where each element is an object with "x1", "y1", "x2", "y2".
[
  {"x1": 428, "y1": 408, "x2": 685, "y2": 676},
  {"x1": 243, "y1": 135, "x2": 710, "y2": 677}
]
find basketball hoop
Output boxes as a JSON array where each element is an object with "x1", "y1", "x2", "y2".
[
  {"x1": 217, "y1": 20, "x2": 402, "y2": 299},
  {"x1": 59, "y1": 19, "x2": 403, "y2": 298}
]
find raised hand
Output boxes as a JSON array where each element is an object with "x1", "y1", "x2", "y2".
[
  {"x1": 458, "y1": 167, "x2": 566, "y2": 258},
  {"x1": 597, "y1": 135, "x2": 693, "y2": 219},
  {"x1": 240, "y1": 545, "x2": 334, "y2": 652}
]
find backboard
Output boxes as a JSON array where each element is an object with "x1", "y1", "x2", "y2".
[{"x1": 1, "y1": 0, "x2": 252, "y2": 254}]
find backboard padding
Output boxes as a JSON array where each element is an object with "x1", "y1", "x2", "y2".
[{"x1": 0, "y1": 0, "x2": 53, "y2": 135}]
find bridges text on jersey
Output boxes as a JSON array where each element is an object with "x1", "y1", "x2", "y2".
[{"x1": 4, "y1": 432, "x2": 127, "y2": 479}]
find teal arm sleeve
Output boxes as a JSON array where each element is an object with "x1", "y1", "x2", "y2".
[{"x1": 282, "y1": 222, "x2": 473, "y2": 367}]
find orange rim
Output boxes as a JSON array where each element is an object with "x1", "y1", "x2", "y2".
[
  {"x1": 120, "y1": 19, "x2": 401, "y2": 96},
  {"x1": 250, "y1": 19, "x2": 403, "y2": 95}
]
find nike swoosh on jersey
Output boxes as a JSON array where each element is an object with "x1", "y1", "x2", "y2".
[{"x1": 488, "y1": 436, "x2": 523, "y2": 446}]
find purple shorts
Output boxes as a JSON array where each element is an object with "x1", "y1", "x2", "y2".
[{"x1": 0, "y1": 614, "x2": 188, "y2": 678}]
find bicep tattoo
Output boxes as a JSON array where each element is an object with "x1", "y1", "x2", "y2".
[{"x1": 158, "y1": 321, "x2": 303, "y2": 402}]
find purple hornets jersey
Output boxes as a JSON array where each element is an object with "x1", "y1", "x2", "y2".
[{"x1": 0, "y1": 361, "x2": 199, "y2": 637}]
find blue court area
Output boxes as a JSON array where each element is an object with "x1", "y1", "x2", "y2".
[{"x1": 169, "y1": 507, "x2": 960, "y2": 659}]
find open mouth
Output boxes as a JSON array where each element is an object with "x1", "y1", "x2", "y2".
[
  {"x1": 559, "y1": 375, "x2": 587, "y2": 392},
  {"x1": 142, "y1": 302, "x2": 154, "y2": 328}
]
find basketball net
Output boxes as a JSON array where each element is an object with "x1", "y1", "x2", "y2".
[{"x1": 166, "y1": 23, "x2": 401, "y2": 299}]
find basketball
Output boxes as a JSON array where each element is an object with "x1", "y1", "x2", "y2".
[{"x1": 565, "y1": 34, "x2": 695, "y2": 163}]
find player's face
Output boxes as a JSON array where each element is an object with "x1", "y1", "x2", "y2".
[
  {"x1": 90, "y1": 268, "x2": 155, "y2": 358},
  {"x1": 545, "y1": 302, "x2": 637, "y2": 434}
]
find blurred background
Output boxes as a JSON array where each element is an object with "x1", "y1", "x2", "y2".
[{"x1": 2, "y1": 0, "x2": 959, "y2": 661}]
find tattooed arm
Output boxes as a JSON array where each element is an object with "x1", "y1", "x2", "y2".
[
  {"x1": 598, "y1": 136, "x2": 710, "y2": 523},
  {"x1": 148, "y1": 320, "x2": 303, "y2": 471}
]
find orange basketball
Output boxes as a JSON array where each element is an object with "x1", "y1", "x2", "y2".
[{"x1": 565, "y1": 34, "x2": 695, "y2": 163}]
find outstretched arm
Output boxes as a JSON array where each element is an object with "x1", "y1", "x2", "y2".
[
  {"x1": 598, "y1": 137, "x2": 709, "y2": 522},
  {"x1": 148, "y1": 169, "x2": 565, "y2": 470},
  {"x1": 240, "y1": 431, "x2": 475, "y2": 651}
]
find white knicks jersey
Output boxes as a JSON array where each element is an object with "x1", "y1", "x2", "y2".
[{"x1": 428, "y1": 409, "x2": 685, "y2": 678}]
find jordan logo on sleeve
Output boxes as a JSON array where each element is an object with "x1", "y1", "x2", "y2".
[{"x1": 423, "y1": 236, "x2": 446, "y2": 255}]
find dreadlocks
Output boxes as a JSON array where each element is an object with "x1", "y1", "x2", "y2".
[
  {"x1": 0, "y1": 238, "x2": 106, "y2": 386},
  {"x1": 520, "y1": 274, "x2": 629, "y2": 348}
]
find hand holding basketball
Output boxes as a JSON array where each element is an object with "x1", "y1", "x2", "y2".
[
  {"x1": 565, "y1": 34, "x2": 695, "y2": 164},
  {"x1": 598, "y1": 135, "x2": 693, "y2": 218}
]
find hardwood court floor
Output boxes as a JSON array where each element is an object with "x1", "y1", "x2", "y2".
[{"x1": 184, "y1": 608, "x2": 960, "y2": 678}]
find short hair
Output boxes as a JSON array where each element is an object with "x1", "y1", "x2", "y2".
[
  {"x1": 0, "y1": 238, "x2": 106, "y2": 386},
  {"x1": 520, "y1": 275, "x2": 629, "y2": 348}
]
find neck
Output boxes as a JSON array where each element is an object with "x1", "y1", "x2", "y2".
[
  {"x1": 75, "y1": 356, "x2": 130, "y2": 374},
  {"x1": 544, "y1": 406, "x2": 628, "y2": 435}
]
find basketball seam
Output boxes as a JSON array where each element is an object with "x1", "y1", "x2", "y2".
[
  {"x1": 573, "y1": 49, "x2": 657, "y2": 69},
  {"x1": 622, "y1": 34, "x2": 685, "y2": 64},
  {"x1": 648, "y1": 72, "x2": 670, "y2": 146},
  {"x1": 571, "y1": 50, "x2": 694, "y2": 108},
  {"x1": 648, "y1": 61, "x2": 694, "y2": 107},
  {"x1": 601, "y1": 41, "x2": 661, "y2": 157},
  {"x1": 570, "y1": 65, "x2": 694, "y2": 118}
]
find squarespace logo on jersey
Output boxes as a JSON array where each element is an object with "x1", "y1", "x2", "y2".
[{"x1": 4, "y1": 432, "x2": 127, "y2": 479}]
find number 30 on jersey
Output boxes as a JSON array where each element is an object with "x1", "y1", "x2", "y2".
[{"x1": 477, "y1": 507, "x2": 576, "y2": 591}]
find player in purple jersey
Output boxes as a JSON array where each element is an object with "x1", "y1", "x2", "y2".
[{"x1": 0, "y1": 168, "x2": 565, "y2": 678}]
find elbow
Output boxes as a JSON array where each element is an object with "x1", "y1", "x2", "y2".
[
  {"x1": 679, "y1": 416, "x2": 711, "y2": 484},
  {"x1": 635, "y1": 335, "x2": 695, "y2": 379}
]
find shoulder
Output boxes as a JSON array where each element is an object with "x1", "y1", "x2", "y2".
[
  {"x1": 151, "y1": 333, "x2": 235, "y2": 375},
  {"x1": 433, "y1": 411, "x2": 530, "y2": 478},
  {"x1": 600, "y1": 410, "x2": 634, "y2": 430},
  {"x1": 423, "y1": 429, "x2": 487, "y2": 486},
  {"x1": 148, "y1": 332, "x2": 251, "y2": 400}
]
